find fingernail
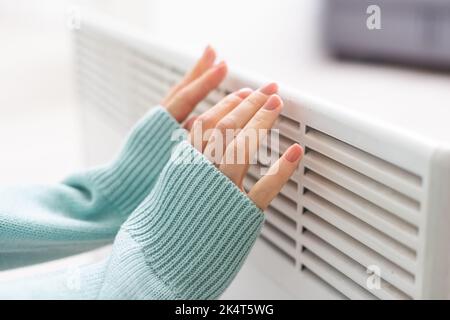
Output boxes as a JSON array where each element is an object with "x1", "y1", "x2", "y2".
[
  {"x1": 259, "y1": 82, "x2": 278, "y2": 95},
  {"x1": 285, "y1": 144, "x2": 303, "y2": 163},
  {"x1": 203, "y1": 45, "x2": 215, "y2": 63},
  {"x1": 236, "y1": 88, "x2": 253, "y2": 98},
  {"x1": 263, "y1": 95, "x2": 283, "y2": 110},
  {"x1": 215, "y1": 60, "x2": 227, "y2": 70}
]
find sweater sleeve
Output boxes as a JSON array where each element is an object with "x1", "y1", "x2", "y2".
[
  {"x1": 0, "y1": 106, "x2": 181, "y2": 270},
  {"x1": 0, "y1": 141, "x2": 264, "y2": 299}
]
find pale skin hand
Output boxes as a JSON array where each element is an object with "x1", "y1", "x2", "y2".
[{"x1": 161, "y1": 46, "x2": 303, "y2": 210}]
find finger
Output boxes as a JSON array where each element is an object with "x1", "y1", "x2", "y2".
[
  {"x1": 248, "y1": 144, "x2": 303, "y2": 210},
  {"x1": 166, "y1": 61, "x2": 227, "y2": 122},
  {"x1": 190, "y1": 88, "x2": 253, "y2": 153},
  {"x1": 213, "y1": 82, "x2": 278, "y2": 138},
  {"x1": 205, "y1": 82, "x2": 278, "y2": 161},
  {"x1": 162, "y1": 45, "x2": 216, "y2": 105},
  {"x1": 219, "y1": 95, "x2": 283, "y2": 186},
  {"x1": 183, "y1": 115, "x2": 198, "y2": 131}
]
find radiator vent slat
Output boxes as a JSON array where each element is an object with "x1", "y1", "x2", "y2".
[
  {"x1": 77, "y1": 54, "x2": 129, "y2": 100},
  {"x1": 305, "y1": 126, "x2": 422, "y2": 200},
  {"x1": 274, "y1": 115, "x2": 301, "y2": 142},
  {"x1": 131, "y1": 67, "x2": 170, "y2": 96},
  {"x1": 77, "y1": 46, "x2": 168, "y2": 112},
  {"x1": 303, "y1": 170, "x2": 418, "y2": 250},
  {"x1": 259, "y1": 236, "x2": 296, "y2": 266},
  {"x1": 303, "y1": 149, "x2": 420, "y2": 226},
  {"x1": 301, "y1": 249, "x2": 377, "y2": 300},
  {"x1": 130, "y1": 50, "x2": 180, "y2": 86},
  {"x1": 265, "y1": 206, "x2": 297, "y2": 240},
  {"x1": 302, "y1": 190, "x2": 417, "y2": 273},
  {"x1": 266, "y1": 132, "x2": 297, "y2": 155},
  {"x1": 78, "y1": 71, "x2": 133, "y2": 123},
  {"x1": 302, "y1": 231, "x2": 411, "y2": 299},
  {"x1": 79, "y1": 87, "x2": 132, "y2": 130},
  {"x1": 269, "y1": 192, "x2": 297, "y2": 218},
  {"x1": 76, "y1": 55, "x2": 136, "y2": 113},
  {"x1": 261, "y1": 221, "x2": 296, "y2": 259},
  {"x1": 78, "y1": 66, "x2": 152, "y2": 122},
  {"x1": 301, "y1": 211, "x2": 415, "y2": 296}
]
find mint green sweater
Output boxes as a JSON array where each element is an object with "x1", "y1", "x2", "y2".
[{"x1": 0, "y1": 107, "x2": 264, "y2": 299}]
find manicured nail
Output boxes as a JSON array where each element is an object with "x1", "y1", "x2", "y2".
[
  {"x1": 259, "y1": 82, "x2": 278, "y2": 95},
  {"x1": 215, "y1": 60, "x2": 227, "y2": 70},
  {"x1": 285, "y1": 144, "x2": 303, "y2": 162},
  {"x1": 202, "y1": 45, "x2": 216, "y2": 63},
  {"x1": 264, "y1": 95, "x2": 283, "y2": 110},
  {"x1": 236, "y1": 88, "x2": 253, "y2": 98}
]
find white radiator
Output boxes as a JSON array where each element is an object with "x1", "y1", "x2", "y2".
[{"x1": 73, "y1": 15, "x2": 450, "y2": 300}]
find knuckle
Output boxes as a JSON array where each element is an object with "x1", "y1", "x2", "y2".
[
  {"x1": 225, "y1": 94, "x2": 242, "y2": 105},
  {"x1": 214, "y1": 94, "x2": 237, "y2": 109},
  {"x1": 246, "y1": 92, "x2": 266, "y2": 106},
  {"x1": 195, "y1": 114, "x2": 213, "y2": 128},
  {"x1": 216, "y1": 117, "x2": 236, "y2": 131},
  {"x1": 252, "y1": 112, "x2": 266, "y2": 127}
]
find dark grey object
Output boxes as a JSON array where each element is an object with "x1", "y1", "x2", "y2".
[{"x1": 323, "y1": 0, "x2": 450, "y2": 70}]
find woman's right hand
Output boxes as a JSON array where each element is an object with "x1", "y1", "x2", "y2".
[
  {"x1": 161, "y1": 45, "x2": 302, "y2": 210},
  {"x1": 186, "y1": 83, "x2": 302, "y2": 211}
]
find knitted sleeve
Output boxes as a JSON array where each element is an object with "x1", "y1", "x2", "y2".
[
  {"x1": 0, "y1": 141, "x2": 264, "y2": 299},
  {"x1": 0, "y1": 106, "x2": 180, "y2": 270}
]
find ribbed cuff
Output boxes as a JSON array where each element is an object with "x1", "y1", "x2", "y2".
[
  {"x1": 123, "y1": 141, "x2": 264, "y2": 300},
  {"x1": 86, "y1": 106, "x2": 183, "y2": 215}
]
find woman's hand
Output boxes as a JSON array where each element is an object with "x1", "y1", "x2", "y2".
[
  {"x1": 187, "y1": 83, "x2": 302, "y2": 211},
  {"x1": 162, "y1": 46, "x2": 302, "y2": 210},
  {"x1": 161, "y1": 45, "x2": 227, "y2": 123}
]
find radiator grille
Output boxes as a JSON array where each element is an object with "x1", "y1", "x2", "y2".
[
  {"x1": 74, "y1": 24, "x2": 426, "y2": 299},
  {"x1": 300, "y1": 125, "x2": 423, "y2": 299}
]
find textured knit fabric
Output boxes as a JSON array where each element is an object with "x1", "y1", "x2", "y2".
[
  {"x1": 0, "y1": 106, "x2": 264, "y2": 299},
  {"x1": 0, "y1": 107, "x2": 180, "y2": 271}
]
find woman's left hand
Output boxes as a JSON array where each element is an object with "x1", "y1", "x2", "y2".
[{"x1": 161, "y1": 45, "x2": 227, "y2": 123}]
